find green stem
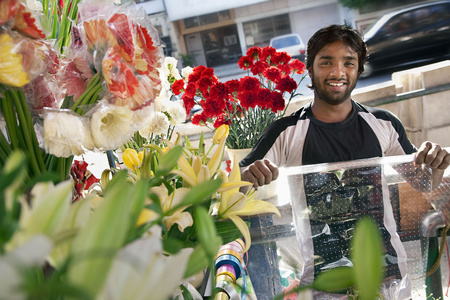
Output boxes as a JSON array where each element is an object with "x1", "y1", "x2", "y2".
[
  {"x1": 71, "y1": 74, "x2": 100, "y2": 112},
  {"x1": 76, "y1": 83, "x2": 102, "y2": 115},
  {"x1": 10, "y1": 89, "x2": 41, "y2": 176},
  {"x1": 0, "y1": 92, "x2": 22, "y2": 150}
]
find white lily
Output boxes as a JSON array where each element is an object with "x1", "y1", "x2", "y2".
[
  {"x1": 6, "y1": 180, "x2": 73, "y2": 252},
  {"x1": 97, "y1": 234, "x2": 192, "y2": 300},
  {"x1": 214, "y1": 160, "x2": 280, "y2": 252},
  {"x1": 152, "y1": 186, "x2": 193, "y2": 232},
  {"x1": 0, "y1": 235, "x2": 53, "y2": 300},
  {"x1": 171, "y1": 132, "x2": 226, "y2": 187}
]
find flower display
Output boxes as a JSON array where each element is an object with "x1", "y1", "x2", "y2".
[{"x1": 172, "y1": 46, "x2": 307, "y2": 149}]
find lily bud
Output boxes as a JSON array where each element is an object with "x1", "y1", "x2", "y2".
[
  {"x1": 123, "y1": 148, "x2": 141, "y2": 172},
  {"x1": 213, "y1": 124, "x2": 229, "y2": 144}
]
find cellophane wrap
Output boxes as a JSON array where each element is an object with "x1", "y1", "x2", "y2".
[{"x1": 246, "y1": 153, "x2": 450, "y2": 299}]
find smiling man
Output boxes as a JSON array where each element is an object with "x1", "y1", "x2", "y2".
[
  {"x1": 240, "y1": 24, "x2": 449, "y2": 189},
  {"x1": 239, "y1": 24, "x2": 450, "y2": 299}
]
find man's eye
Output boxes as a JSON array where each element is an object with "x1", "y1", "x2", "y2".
[{"x1": 345, "y1": 61, "x2": 355, "y2": 66}]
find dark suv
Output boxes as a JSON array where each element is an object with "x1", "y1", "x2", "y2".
[{"x1": 361, "y1": 1, "x2": 450, "y2": 77}]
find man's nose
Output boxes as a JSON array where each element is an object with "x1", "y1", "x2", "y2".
[{"x1": 330, "y1": 63, "x2": 345, "y2": 77}]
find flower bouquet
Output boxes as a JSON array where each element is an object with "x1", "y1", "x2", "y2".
[{"x1": 172, "y1": 46, "x2": 307, "y2": 150}]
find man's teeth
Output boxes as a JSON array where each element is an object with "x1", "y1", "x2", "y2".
[{"x1": 328, "y1": 82, "x2": 344, "y2": 86}]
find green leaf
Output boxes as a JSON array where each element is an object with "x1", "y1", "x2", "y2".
[
  {"x1": 163, "y1": 237, "x2": 184, "y2": 255},
  {"x1": 193, "y1": 206, "x2": 221, "y2": 258},
  {"x1": 351, "y1": 217, "x2": 384, "y2": 300},
  {"x1": 312, "y1": 266, "x2": 354, "y2": 293},
  {"x1": 174, "y1": 178, "x2": 222, "y2": 209},
  {"x1": 155, "y1": 146, "x2": 182, "y2": 176},
  {"x1": 215, "y1": 220, "x2": 243, "y2": 245},
  {"x1": 68, "y1": 170, "x2": 138, "y2": 297},
  {"x1": 183, "y1": 245, "x2": 209, "y2": 278},
  {"x1": 180, "y1": 284, "x2": 195, "y2": 300}
]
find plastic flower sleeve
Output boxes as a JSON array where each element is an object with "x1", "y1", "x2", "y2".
[{"x1": 246, "y1": 154, "x2": 450, "y2": 299}]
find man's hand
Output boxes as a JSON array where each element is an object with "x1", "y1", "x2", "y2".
[
  {"x1": 415, "y1": 141, "x2": 450, "y2": 170},
  {"x1": 415, "y1": 141, "x2": 450, "y2": 189},
  {"x1": 241, "y1": 159, "x2": 279, "y2": 189}
]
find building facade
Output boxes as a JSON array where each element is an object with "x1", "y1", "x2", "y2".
[{"x1": 136, "y1": 0, "x2": 432, "y2": 68}]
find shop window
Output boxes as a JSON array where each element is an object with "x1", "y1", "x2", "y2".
[
  {"x1": 243, "y1": 14, "x2": 291, "y2": 48},
  {"x1": 184, "y1": 10, "x2": 231, "y2": 29}
]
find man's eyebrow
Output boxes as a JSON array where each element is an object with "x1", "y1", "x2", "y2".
[{"x1": 318, "y1": 55, "x2": 357, "y2": 60}]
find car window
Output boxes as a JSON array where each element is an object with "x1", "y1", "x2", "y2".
[{"x1": 272, "y1": 36, "x2": 300, "y2": 49}]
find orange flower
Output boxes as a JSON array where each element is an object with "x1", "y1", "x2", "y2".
[
  {"x1": 102, "y1": 47, "x2": 139, "y2": 100},
  {"x1": 13, "y1": 3, "x2": 45, "y2": 39},
  {"x1": 83, "y1": 19, "x2": 108, "y2": 50},
  {"x1": 0, "y1": 0, "x2": 18, "y2": 27},
  {"x1": 107, "y1": 13, "x2": 135, "y2": 65}
]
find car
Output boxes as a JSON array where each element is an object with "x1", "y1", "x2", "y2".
[
  {"x1": 361, "y1": 0, "x2": 450, "y2": 77},
  {"x1": 269, "y1": 33, "x2": 306, "y2": 61}
]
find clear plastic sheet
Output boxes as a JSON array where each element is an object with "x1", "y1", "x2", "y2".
[{"x1": 246, "y1": 153, "x2": 450, "y2": 299}]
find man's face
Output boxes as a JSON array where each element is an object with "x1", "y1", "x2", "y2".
[{"x1": 308, "y1": 40, "x2": 359, "y2": 105}]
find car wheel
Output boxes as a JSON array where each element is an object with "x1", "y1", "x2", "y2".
[{"x1": 360, "y1": 62, "x2": 373, "y2": 78}]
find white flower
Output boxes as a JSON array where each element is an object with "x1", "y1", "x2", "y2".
[
  {"x1": 158, "y1": 57, "x2": 181, "y2": 91},
  {"x1": 0, "y1": 236, "x2": 53, "y2": 300},
  {"x1": 43, "y1": 110, "x2": 95, "y2": 157},
  {"x1": 139, "y1": 111, "x2": 170, "y2": 138},
  {"x1": 97, "y1": 234, "x2": 192, "y2": 300},
  {"x1": 90, "y1": 101, "x2": 134, "y2": 150},
  {"x1": 167, "y1": 101, "x2": 186, "y2": 126},
  {"x1": 164, "y1": 57, "x2": 181, "y2": 80},
  {"x1": 25, "y1": 0, "x2": 43, "y2": 11},
  {"x1": 181, "y1": 66, "x2": 193, "y2": 79}
]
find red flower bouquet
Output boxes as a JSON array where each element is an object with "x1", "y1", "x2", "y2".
[{"x1": 173, "y1": 46, "x2": 306, "y2": 149}]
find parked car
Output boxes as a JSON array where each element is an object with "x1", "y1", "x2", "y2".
[
  {"x1": 269, "y1": 33, "x2": 306, "y2": 61},
  {"x1": 361, "y1": 0, "x2": 450, "y2": 77}
]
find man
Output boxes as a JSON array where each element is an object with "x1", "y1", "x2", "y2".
[{"x1": 240, "y1": 24, "x2": 450, "y2": 298}]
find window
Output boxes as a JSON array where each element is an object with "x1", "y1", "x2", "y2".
[
  {"x1": 243, "y1": 14, "x2": 291, "y2": 47},
  {"x1": 184, "y1": 10, "x2": 231, "y2": 29}
]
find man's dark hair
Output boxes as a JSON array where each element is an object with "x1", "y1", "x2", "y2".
[{"x1": 306, "y1": 24, "x2": 367, "y2": 76}]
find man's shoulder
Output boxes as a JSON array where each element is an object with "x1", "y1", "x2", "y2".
[{"x1": 354, "y1": 101, "x2": 401, "y2": 122}]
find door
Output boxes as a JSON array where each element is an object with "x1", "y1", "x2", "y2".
[{"x1": 185, "y1": 33, "x2": 207, "y2": 67}]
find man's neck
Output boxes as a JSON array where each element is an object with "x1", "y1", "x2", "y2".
[{"x1": 311, "y1": 99, "x2": 353, "y2": 123}]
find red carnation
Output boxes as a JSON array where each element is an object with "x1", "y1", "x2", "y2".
[
  {"x1": 260, "y1": 46, "x2": 277, "y2": 63},
  {"x1": 250, "y1": 60, "x2": 269, "y2": 75},
  {"x1": 238, "y1": 90, "x2": 257, "y2": 109},
  {"x1": 196, "y1": 77, "x2": 214, "y2": 98},
  {"x1": 209, "y1": 82, "x2": 229, "y2": 100},
  {"x1": 202, "y1": 97, "x2": 226, "y2": 118},
  {"x1": 256, "y1": 88, "x2": 272, "y2": 109},
  {"x1": 188, "y1": 65, "x2": 207, "y2": 82},
  {"x1": 246, "y1": 46, "x2": 261, "y2": 59},
  {"x1": 213, "y1": 115, "x2": 231, "y2": 128},
  {"x1": 182, "y1": 94, "x2": 195, "y2": 114},
  {"x1": 184, "y1": 81, "x2": 197, "y2": 97},
  {"x1": 289, "y1": 59, "x2": 306, "y2": 74},
  {"x1": 238, "y1": 55, "x2": 254, "y2": 70},
  {"x1": 263, "y1": 66, "x2": 282, "y2": 83},
  {"x1": 275, "y1": 75, "x2": 297, "y2": 93},
  {"x1": 238, "y1": 76, "x2": 260, "y2": 94},
  {"x1": 171, "y1": 79, "x2": 185, "y2": 95},
  {"x1": 225, "y1": 79, "x2": 240, "y2": 94},
  {"x1": 271, "y1": 52, "x2": 291, "y2": 65},
  {"x1": 201, "y1": 67, "x2": 215, "y2": 78},
  {"x1": 191, "y1": 112, "x2": 208, "y2": 126},
  {"x1": 271, "y1": 91, "x2": 285, "y2": 112}
]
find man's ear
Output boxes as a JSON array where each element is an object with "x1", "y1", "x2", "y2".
[{"x1": 307, "y1": 67, "x2": 313, "y2": 79}]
